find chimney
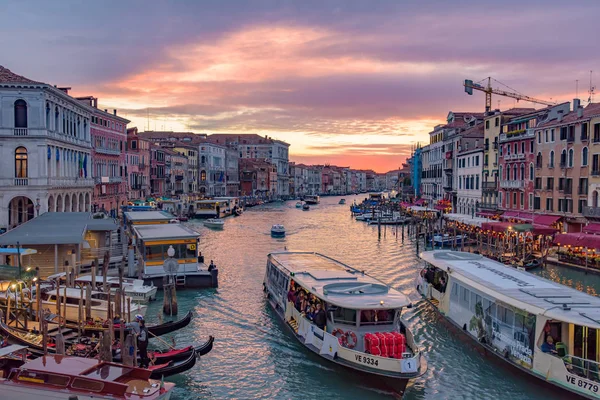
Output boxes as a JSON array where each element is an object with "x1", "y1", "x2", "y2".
[
  {"x1": 104, "y1": 109, "x2": 108, "y2": 113},
  {"x1": 573, "y1": 98, "x2": 581, "y2": 111},
  {"x1": 113, "y1": 109, "x2": 117, "y2": 116},
  {"x1": 93, "y1": 98, "x2": 98, "y2": 108},
  {"x1": 577, "y1": 106, "x2": 584, "y2": 118}
]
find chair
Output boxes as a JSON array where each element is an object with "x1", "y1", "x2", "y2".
[{"x1": 555, "y1": 342, "x2": 567, "y2": 358}]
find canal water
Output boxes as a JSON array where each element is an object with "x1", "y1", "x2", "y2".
[{"x1": 143, "y1": 195, "x2": 600, "y2": 399}]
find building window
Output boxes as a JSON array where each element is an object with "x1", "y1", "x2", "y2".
[
  {"x1": 537, "y1": 131, "x2": 541, "y2": 143},
  {"x1": 549, "y1": 150, "x2": 554, "y2": 167},
  {"x1": 560, "y1": 150, "x2": 567, "y2": 167},
  {"x1": 545, "y1": 130, "x2": 548, "y2": 143},
  {"x1": 14, "y1": 100, "x2": 27, "y2": 128},
  {"x1": 495, "y1": 117, "x2": 499, "y2": 127},
  {"x1": 568, "y1": 148, "x2": 574, "y2": 167},
  {"x1": 520, "y1": 192, "x2": 524, "y2": 209},
  {"x1": 546, "y1": 197, "x2": 553, "y2": 211},
  {"x1": 476, "y1": 175, "x2": 479, "y2": 190},
  {"x1": 529, "y1": 194, "x2": 534, "y2": 210},
  {"x1": 15, "y1": 147, "x2": 28, "y2": 178},
  {"x1": 513, "y1": 192, "x2": 517, "y2": 207},
  {"x1": 521, "y1": 142, "x2": 525, "y2": 154},
  {"x1": 529, "y1": 163, "x2": 534, "y2": 180},
  {"x1": 551, "y1": 129, "x2": 555, "y2": 142},
  {"x1": 583, "y1": 147, "x2": 589, "y2": 166},
  {"x1": 530, "y1": 140, "x2": 533, "y2": 153},
  {"x1": 520, "y1": 164, "x2": 525, "y2": 180},
  {"x1": 579, "y1": 199, "x2": 588, "y2": 214},
  {"x1": 485, "y1": 120, "x2": 490, "y2": 129}
]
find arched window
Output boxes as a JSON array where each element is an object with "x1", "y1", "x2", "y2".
[
  {"x1": 201, "y1": 155, "x2": 206, "y2": 164},
  {"x1": 595, "y1": 191, "x2": 599, "y2": 208},
  {"x1": 513, "y1": 164, "x2": 517, "y2": 180},
  {"x1": 529, "y1": 163, "x2": 534, "y2": 180},
  {"x1": 561, "y1": 149, "x2": 567, "y2": 166},
  {"x1": 583, "y1": 147, "x2": 589, "y2": 166},
  {"x1": 15, "y1": 147, "x2": 28, "y2": 178},
  {"x1": 568, "y1": 148, "x2": 574, "y2": 167},
  {"x1": 520, "y1": 164, "x2": 525, "y2": 180},
  {"x1": 46, "y1": 102, "x2": 51, "y2": 128},
  {"x1": 499, "y1": 166, "x2": 503, "y2": 181},
  {"x1": 200, "y1": 170, "x2": 206, "y2": 181},
  {"x1": 536, "y1": 152, "x2": 542, "y2": 168},
  {"x1": 549, "y1": 151, "x2": 554, "y2": 167},
  {"x1": 14, "y1": 100, "x2": 27, "y2": 128}
]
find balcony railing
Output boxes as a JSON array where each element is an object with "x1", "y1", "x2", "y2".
[
  {"x1": 14, "y1": 128, "x2": 28, "y2": 136},
  {"x1": 482, "y1": 182, "x2": 497, "y2": 190},
  {"x1": 14, "y1": 178, "x2": 28, "y2": 186},
  {"x1": 0, "y1": 177, "x2": 94, "y2": 187},
  {"x1": 593, "y1": 170, "x2": 600, "y2": 176},
  {"x1": 443, "y1": 185, "x2": 453, "y2": 191},
  {"x1": 499, "y1": 180, "x2": 524, "y2": 189},
  {"x1": 499, "y1": 129, "x2": 535, "y2": 143},
  {"x1": 584, "y1": 206, "x2": 600, "y2": 218},
  {"x1": 567, "y1": 135, "x2": 575, "y2": 143},
  {"x1": 94, "y1": 147, "x2": 121, "y2": 156}
]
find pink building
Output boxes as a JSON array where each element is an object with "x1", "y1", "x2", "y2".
[
  {"x1": 126, "y1": 127, "x2": 151, "y2": 200},
  {"x1": 77, "y1": 97, "x2": 129, "y2": 214}
]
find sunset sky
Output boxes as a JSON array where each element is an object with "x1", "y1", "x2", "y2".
[{"x1": 1, "y1": 1, "x2": 598, "y2": 172}]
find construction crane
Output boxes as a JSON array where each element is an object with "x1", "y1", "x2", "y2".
[{"x1": 464, "y1": 77, "x2": 555, "y2": 112}]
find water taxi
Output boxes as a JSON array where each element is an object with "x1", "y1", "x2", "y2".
[
  {"x1": 271, "y1": 224, "x2": 286, "y2": 237},
  {"x1": 302, "y1": 204, "x2": 310, "y2": 211},
  {"x1": 0, "y1": 345, "x2": 174, "y2": 399},
  {"x1": 304, "y1": 195, "x2": 320, "y2": 205},
  {"x1": 204, "y1": 218, "x2": 225, "y2": 229},
  {"x1": 295, "y1": 202, "x2": 303, "y2": 208},
  {"x1": 418, "y1": 250, "x2": 600, "y2": 399},
  {"x1": 430, "y1": 234, "x2": 467, "y2": 247},
  {"x1": 264, "y1": 251, "x2": 426, "y2": 395},
  {"x1": 339, "y1": 199, "x2": 346, "y2": 205},
  {"x1": 75, "y1": 275, "x2": 158, "y2": 303}
]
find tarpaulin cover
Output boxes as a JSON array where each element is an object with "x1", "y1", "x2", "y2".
[
  {"x1": 554, "y1": 233, "x2": 584, "y2": 247},
  {"x1": 532, "y1": 215, "x2": 561, "y2": 226},
  {"x1": 584, "y1": 224, "x2": 600, "y2": 235}
]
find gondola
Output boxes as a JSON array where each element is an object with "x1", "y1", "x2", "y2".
[
  {"x1": 148, "y1": 348, "x2": 197, "y2": 379},
  {"x1": 81, "y1": 310, "x2": 194, "y2": 339},
  {"x1": 0, "y1": 320, "x2": 49, "y2": 352},
  {"x1": 114, "y1": 335, "x2": 214, "y2": 364}
]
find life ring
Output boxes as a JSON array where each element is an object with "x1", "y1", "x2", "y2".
[
  {"x1": 332, "y1": 328, "x2": 346, "y2": 346},
  {"x1": 345, "y1": 331, "x2": 357, "y2": 349}
]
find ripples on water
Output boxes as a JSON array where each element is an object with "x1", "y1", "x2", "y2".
[{"x1": 144, "y1": 196, "x2": 590, "y2": 399}]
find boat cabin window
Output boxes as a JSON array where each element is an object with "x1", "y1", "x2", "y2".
[
  {"x1": 71, "y1": 377, "x2": 104, "y2": 392},
  {"x1": 144, "y1": 243, "x2": 196, "y2": 261},
  {"x1": 332, "y1": 307, "x2": 356, "y2": 325},
  {"x1": 360, "y1": 309, "x2": 395, "y2": 326},
  {"x1": 17, "y1": 371, "x2": 69, "y2": 387},
  {"x1": 422, "y1": 264, "x2": 448, "y2": 293}
]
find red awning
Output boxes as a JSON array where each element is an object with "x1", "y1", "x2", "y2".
[
  {"x1": 414, "y1": 199, "x2": 425, "y2": 206},
  {"x1": 517, "y1": 212, "x2": 533, "y2": 222},
  {"x1": 532, "y1": 224, "x2": 558, "y2": 235},
  {"x1": 584, "y1": 224, "x2": 600, "y2": 235},
  {"x1": 580, "y1": 235, "x2": 600, "y2": 250},
  {"x1": 502, "y1": 211, "x2": 520, "y2": 217},
  {"x1": 533, "y1": 215, "x2": 561, "y2": 226},
  {"x1": 476, "y1": 211, "x2": 498, "y2": 217},
  {"x1": 554, "y1": 233, "x2": 583, "y2": 247}
]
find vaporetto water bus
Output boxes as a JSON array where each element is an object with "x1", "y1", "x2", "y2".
[
  {"x1": 264, "y1": 251, "x2": 427, "y2": 395},
  {"x1": 418, "y1": 250, "x2": 600, "y2": 399}
]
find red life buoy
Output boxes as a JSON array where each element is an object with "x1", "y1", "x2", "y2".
[
  {"x1": 332, "y1": 328, "x2": 346, "y2": 346},
  {"x1": 345, "y1": 331, "x2": 358, "y2": 349}
]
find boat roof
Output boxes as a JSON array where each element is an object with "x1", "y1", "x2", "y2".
[
  {"x1": 0, "y1": 344, "x2": 27, "y2": 357},
  {"x1": 269, "y1": 251, "x2": 411, "y2": 310},
  {"x1": 24, "y1": 356, "x2": 144, "y2": 381},
  {"x1": 75, "y1": 275, "x2": 143, "y2": 284},
  {"x1": 124, "y1": 211, "x2": 173, "y2": 222},
  {"x1": 420, "y1": 251, "x2": 600, "y2": 329},
  {"x1": 133, "y1": 224, "x2": 199, "y2": 241}
]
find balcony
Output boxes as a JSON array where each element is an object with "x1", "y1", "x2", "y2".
[
  {"x1": 14, "y1": 128, "x2": 28, "y2": 136},
  {"x1": 175, "y1": 175, "x2": 184, "y2": 181},
  {"x1": 443, "y1": 185, "x2": 453, "y2": 192},
  {"x1": 567, "y1": 135, "x2": 575, "y2": 143},
  {"x1": 0, "y1": 177, "x2": 94, "y2": 187},
  {"x1": 499, "y1": 128, "x2": 535, "y2": 143},
  {"x1": 584, "y1": 206, "x2": 600, "y2": 218},
  {"x1": 94, "y1": 176, "x2": 123, "y2": 184},
  {"x1": 593, "y1": 170, "x2": 600, "y2": 177},
  {"x1": 14, "y1": 178, "x2": 28, "y2": 186},
  {"x1": 94, "y1": 147, "x2": 121, "y2": 156},
  {"x1": 482, "y1": 181, "x2": 497, "y2": 190},
  {"x1": 499, "y1": 180, "x2": 524, "y2": 189}
]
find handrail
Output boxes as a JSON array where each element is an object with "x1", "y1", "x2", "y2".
[{"x1": 562, "y1": 353, "x2": 600, "y2": 382}]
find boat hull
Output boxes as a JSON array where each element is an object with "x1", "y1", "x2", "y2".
[
  {"x1": 265, "y1": 295, "x2": 415, "y2": 397},
  {"x1": 0, "y1": 381, "x2": 173, "y2": 399}
]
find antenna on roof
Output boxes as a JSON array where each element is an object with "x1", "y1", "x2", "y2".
[
  {"x1": 576, "y1": 79, "x2": 579, "y2": 98},
  {"x1": 588, "y1": 70, "x2": 596, "y2": 104}
]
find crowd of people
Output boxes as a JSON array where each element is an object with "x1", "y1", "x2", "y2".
[{"x1": 287, "y1": 281, "x2": 327, "y2": 330}]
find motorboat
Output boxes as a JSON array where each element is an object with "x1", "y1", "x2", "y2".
[
  {"x1": 75, "y1": 275, "x2": 158, "y2": 303},
  {"x1": 295, "y1": 202, "x2": 303, "y2": 208},
  {"x1": 0, "y1": 345, "x2": 174, "y2": 399},
  {"x1": 339, "y1": 199, "x2": 346, "y2": 205},
  {"x1": 302, "y1": 204, "x2": 310, "y2": 211},
  {"x1": 204, "y1": 218, "x2": 225, "y2": 229},
  {"x1": 271, "y1": 224, "x2": 286, "y2": 237},
  {"x1": 431, "y1": 234, "x2": 467, "y2": 247},
  {"x1": 304, "y1": 195, "x2": 320, "y2": 205},
  {"x1": 34, "y1": 287, "x2": 147, "y2": 322},
  {"x1": 368, "y1": 217, "x2": 411, "y2": 225},
  {"x1": 264, "y1": 251, "x2": 426, "y2": 395},
  {"x1": 418, "y1": 250, "x2": 600, "y2": 399}
]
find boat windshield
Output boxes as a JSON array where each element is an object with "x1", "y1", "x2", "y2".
[{"x1": 359, "y1": 309, "x2": 395, "y2": 326}]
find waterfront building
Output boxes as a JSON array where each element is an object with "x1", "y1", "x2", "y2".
[
  {"x1": 224, "y1": 147, "x2": 240, "y2": 197},
  {"x1": 198, "y1": 141, "x2": 226, "y2": 197},
  {"x1": 209, "y1": 134, "x2": 290, "y2": 197},
  {"x1": 165, "y1": 148, "x2": 188, "y2": 196},
  {"x1": 239, "y1": 158, "x2": 273, "y2": 198},
  {"x1": 535, "y1": 100, "x2": 599, "y2": 232},
  {"x1": 0, "y1": 66, "x2": 94, "y2": 230},
  {"x1": 412, "y1": 146, "x2": 422, "y2": 198},
  {"x1": 77, "y1": 97, "x2": 129, "y2": 214},
  {"x1": 588, "y1": 113, "x2": 600, "y2": 219},
  {"x1": 290, "y1": 163, "x2": 307, "y2": 197},
  {"x1": 455, "y1": 124, "x2": 484, "y2": 215},
  {"x1": 307, "y1": 165, "x2": 322, "y2": 195},
  {"x1": 150, "y1": 144, "x2": 166, "y2": 197},
  {"x1": 422, "y1": 125, "x2": 444, "y2": 204},
  {"x1": 481, "y1": 108, "x2": 534, "y2": 215},
  {"x1": 420, "y1": 145, "x2": 431, "y2": 202},
  {"x1": 126, "y1": 127, "x2": 151, "y2": 200},
  {"x1": 174, "y1": 145, "x2": 198, "y2": 194}
]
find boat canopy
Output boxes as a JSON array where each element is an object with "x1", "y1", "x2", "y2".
[
  {"x1": 269, "y1": 251, "x2": 411, "y2": 310},
  {"x1": 0, "y1": 248, "x2": 37, "y2": 256},
  {"x1": 420, "y1": 250, "x2": 600, "y2": 329},
  {"x1": 0, "y1": 344, "x2": 27, "y2": 357}
]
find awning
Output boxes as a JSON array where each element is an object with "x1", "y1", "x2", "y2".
[
  {"x1": 517, "y1": 213, "x2": 534, "y2": 222},
  {"x1": 414, "y1": 199, "x2": 426, "y2": 206},
  {"x1": 501, "y1": 211, "x2": 521, "y2": 219},
  {"x1": 0, "y1": 248, "x2": 37, "y2": 256},
  {"x1": 481, "y1": 221, "x2": 513, "y2": 232},
  {"x1": 581, "y1": 235, "x2": 600, "y2": 250},
  {"x1": 532, "y1": 215, "x2": 561, "y2": 226},
  {"x1": 476, "y1": 211, "x2": 498, "y2": 217},
  {"x1": 554, "y1": 233, "x2": 583, "y2": 247},
  {"x1": 584, "y1": 224, "x2": 600, "y2": 235}
]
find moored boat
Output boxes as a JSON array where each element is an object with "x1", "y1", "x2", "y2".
[
  {"x1": 147, "y1": 349, "x2": 197, "y2": 379},
  {"x1": 264, "y1": 251, "x2": 426, "y2": 396},
  {"x1": 302, "y1": 204, "x2": 310, "y2": 211},
  {"x1": 271, "y1": 224, "x2": 286, "y2": 237},
  {"x1": 295, "y1": 202, "x2": 303, "y2": 208},
  {"x1": 430, "y1": 234, "x2": 467, "y2": 247},
  {"x1": 204, "y1": 218, "x2": 225, "y2": 229},
  {"x1": 339, "y1": 199, "x2": 346, "y2": 205},
  {"x1": 75, "y1": 275, "x2": 158, "y2": 303},
  {"x1": 0, "y1": 346, "x2": 174, "y2": 399},
  {"x1": 418, "y1": 250, "x2": 600, "y2": 399}
]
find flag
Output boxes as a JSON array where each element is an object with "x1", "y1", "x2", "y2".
[
  {"x1": 83, "y1": 155, "x2": 88, "y2": 178},
  {"x1": 79, "y1": 154, "x2": 83, "y2": 177}
]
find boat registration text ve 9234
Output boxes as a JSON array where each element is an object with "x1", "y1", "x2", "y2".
[{"x1": 355, "y1": 354, "x2": 379, "y2": 367}]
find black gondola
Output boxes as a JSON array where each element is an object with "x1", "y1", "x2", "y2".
[
  {"x1": 148, "y1": 348, "x2": 197, "y2": 379},
  {"x1": 149, "y1": 310, "x2": 193, "y2": 337},
  {"x1": 0, "y1": 320, "x2": 49, "y2": 352},
  {"x1": 114, "y1": 335, "x2": 214, "y2": 364}
]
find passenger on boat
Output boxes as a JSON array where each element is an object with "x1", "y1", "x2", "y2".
[
  {"x1": 294, "y1": 291, "x2": 304, "y2": 311},
  {"x1": 138, "y1": 317, "x2": 150, "y2": 368},
  {"x1": 439, "y1": 277, "x2": 447, "y2": 293},
  {"x1": 313, "y1": 303, "x2": 327, "y2": 330},
  {"x1": 541, "y1": 336, "x2": 557, "y2": 354},
  {"x1": 361, "y1": 310, "x2": 374, "y2": 323},
  {"x1": 307, "y1": 305, "x2": 316, "y2": 321}
]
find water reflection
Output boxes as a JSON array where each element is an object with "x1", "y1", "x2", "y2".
[{"x1": 143, "y1": 196, "x2": 581, "y2": 399}]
